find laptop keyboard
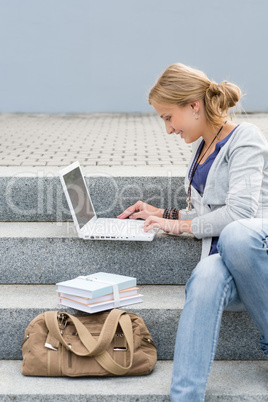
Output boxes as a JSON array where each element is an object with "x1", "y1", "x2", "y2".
[{"x1": 83, "y1": 218, "x2": 156, "y2": 238}]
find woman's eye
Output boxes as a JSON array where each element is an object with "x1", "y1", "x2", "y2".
[{"x1": 166, "y1": 117, "x2": 171, "y2": 122}]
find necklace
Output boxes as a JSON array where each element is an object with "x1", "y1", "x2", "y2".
[{"x1": 186, "y1": 120, "x2": 227, "y2": 212}]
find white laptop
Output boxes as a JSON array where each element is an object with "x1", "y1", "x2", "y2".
[{"x1": 59, "y1": 161, "x2": 157, "y2": 241}]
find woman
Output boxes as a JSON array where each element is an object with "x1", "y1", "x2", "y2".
[{"x1": 117, "y1": 63, "x2": 268, "y2": 401}]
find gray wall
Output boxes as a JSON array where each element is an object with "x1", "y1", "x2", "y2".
[{"x1": 0, "y1": 0, "x2": 267, "y2": 113}]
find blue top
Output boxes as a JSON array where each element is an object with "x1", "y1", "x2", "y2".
[{"x1": 190, "y1": 125, "x2": 239, "y2": 254}]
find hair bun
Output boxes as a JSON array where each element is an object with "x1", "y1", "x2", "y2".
[
  {"x1": 208, "y1": 81, "x2": 220, "y2": 95},
  {"x1": 207, "y1": 81, "x2": 226, "y2": 99},
  {"x1": 205, "y1": 79, "x2": 241, "y2": 112}
]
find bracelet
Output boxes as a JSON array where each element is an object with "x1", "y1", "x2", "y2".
[
  {"x1": 163, "y1": 208, "x2": 171, "y2": 219},
  {"x1": 171, "y1": 208, "x2": 179, "y2": 220},
  {"x1": 163, "y1": 208, "x2": 179, "y2": 220}
]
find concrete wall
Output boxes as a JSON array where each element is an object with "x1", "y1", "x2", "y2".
[{"x1": 0, "y1": 0, "x2": 267, "y2": 113}]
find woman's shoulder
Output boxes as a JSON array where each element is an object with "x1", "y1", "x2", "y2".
[{"x1": 230, "y1": 121, "x2": 267, "y2": 146}]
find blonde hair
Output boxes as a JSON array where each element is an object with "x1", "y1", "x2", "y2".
[{"x1": 149, "y1": 63, "x2": 242, "y2": 126}]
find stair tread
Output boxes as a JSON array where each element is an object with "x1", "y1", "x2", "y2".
[
  {"x1": 0, "y1": 284, "x2": 185, "y2": 310},
  {"x1": 0, "y1": 221, "x2": 192, "y2": 239},
  {"x1": 0, "y1": 223, "x2": 201, "y2": 285},
  {"x1": 0, "y1": 360, "x2": 267, "y2": 401}
]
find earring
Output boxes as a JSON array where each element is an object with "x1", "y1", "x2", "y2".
[{"x1": 193, "y1": 111, "x2": 200, "y2": 120}]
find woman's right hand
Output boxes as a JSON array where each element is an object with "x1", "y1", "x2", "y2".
[{"x1": 117, "y1": 200, "x2": 164, "y2": 221}]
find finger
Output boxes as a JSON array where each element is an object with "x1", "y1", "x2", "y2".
[
  {"x1": 143, "y1": 224, "x2": 157, "y2": 232},
  {"x1": 142, "y1": 222, "x2": 160, "y2": 232},
  {"x1": 117, "y1": 212, "x2": 128, "y2": 219},
  {"x1": 143, "y1": 216, "x2": 160, "y2": 225},
  {"x1": 117, "y1": 201, "x2": 144, "y2": 219},
  {"x1": 129, "y1": 212, "x2": 144, "y2": 220},
  {"x1": 117, "y1": 205, "x2": 137, "y2": 219}
]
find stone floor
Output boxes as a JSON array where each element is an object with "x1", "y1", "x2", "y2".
[{"x1": 0, "y1": 113, "x2": 267, "y2": 172}]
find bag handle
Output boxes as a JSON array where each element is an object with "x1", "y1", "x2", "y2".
[
  {"x1": 45, "y1": 309, "x2": 134, "y2": 375},
  {"x1": 80, "y1": 308, "x2": 128, "y2": 356},
  {"x1": 45, "y1": 309, "x2": 126, "y2": 356}
]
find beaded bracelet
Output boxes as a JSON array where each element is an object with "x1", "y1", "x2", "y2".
[
  {"x1": 163, "y1": 208, "x2": 179, "y2": 220},
  {"x1": 163, "y1": 208, "x2": 171, "y2": 219},
  {"x1": 171, "y1": 208, "x2": 179, "y2": 220}
]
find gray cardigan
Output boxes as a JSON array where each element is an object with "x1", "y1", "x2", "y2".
[{"x1": 182, "y1": 122, "x2": 268, "y2": 258}]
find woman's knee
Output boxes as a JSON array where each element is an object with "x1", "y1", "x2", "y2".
[
  {"x1": 219, "y1": 221, "x2": 247, "y2": 252},
  {"x1": 186, "y1": 254, "x2": 231, "y2": 301},
  {"x1": 217, "y1": 219, "x2": 268, "y2": 281},
  {"x1": 218, "y1": 219, "x2": 263, "y2": 260}
]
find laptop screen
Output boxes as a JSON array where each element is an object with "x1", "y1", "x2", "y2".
[{"x1": 63, "y1": 167, "x2": 95, "y2": 229}]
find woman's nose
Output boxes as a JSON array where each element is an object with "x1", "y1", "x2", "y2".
[{"x1": 166, "y1": 122, "x2": 175, "y2": 135}]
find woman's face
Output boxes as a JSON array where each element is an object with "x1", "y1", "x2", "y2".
[{"x1": 152, "y1": 101, "x2": 203, "y2": 144}]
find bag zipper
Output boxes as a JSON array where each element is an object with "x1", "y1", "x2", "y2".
[{"x1": 68, "y1": 350, "x2": 72, "y2": 368}]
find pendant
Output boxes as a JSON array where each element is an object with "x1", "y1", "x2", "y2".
[{"x1": 186, "y1": 197, "x2": 192, "y2": 213}]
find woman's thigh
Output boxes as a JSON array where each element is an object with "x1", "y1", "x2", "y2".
[{"x1": 186, "y1": 253, "x2": 245, "y2": 312}]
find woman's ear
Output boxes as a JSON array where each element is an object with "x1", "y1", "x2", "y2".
[{"x1": 190, "y1": 101, "x2": 200, "y2": 114}]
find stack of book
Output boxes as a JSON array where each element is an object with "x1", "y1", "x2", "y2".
[{"x1": 57, "y1": 272, "x2": 142, "y2": 313}]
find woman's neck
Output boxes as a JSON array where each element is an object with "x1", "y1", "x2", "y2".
[
  {"x1": 198, "y1": 120, "x2": 237, "y2": 163},
  {"x1": 202, "y1": 120, "x2": 237, "y2": 145}
]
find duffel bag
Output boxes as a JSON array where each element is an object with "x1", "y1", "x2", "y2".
[{"x1": 21, "y1": 308, "x2": 157, "y2": 377}]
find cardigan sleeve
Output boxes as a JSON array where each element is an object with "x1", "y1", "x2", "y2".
[
  {"x1": 191, "y1": 127, "x2": 267, "y2": 239},
  {"x1": 181, "y1": 209, "x2": 198, "y2": 220}
]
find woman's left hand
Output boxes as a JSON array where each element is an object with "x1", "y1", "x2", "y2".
[{"x1": 142, "y1": 216, "x2": 193, "y2": 235}]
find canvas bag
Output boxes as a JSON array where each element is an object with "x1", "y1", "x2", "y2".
[{"x1": 21, "y1": 309, "x2": 157, "y2": 377}]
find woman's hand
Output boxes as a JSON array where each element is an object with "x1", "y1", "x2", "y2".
[
  {"x1": 117, "y1": 200, "x2": 164, "y2": 221},
  {"x1": 142, "y1": 216, "x2": 193, "y2": 235}
]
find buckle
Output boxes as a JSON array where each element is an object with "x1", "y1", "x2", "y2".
[{"x1": 57, "y1": 313, "x2": 68, "y2": 330}]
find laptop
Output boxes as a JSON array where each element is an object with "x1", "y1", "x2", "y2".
[{"x1": 59, "y1": 161, "x2": 157, "y2": 241}]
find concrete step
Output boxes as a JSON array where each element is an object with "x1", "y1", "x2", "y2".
[
  {"x1": 0, "y1": 173, "x2": 186, "y2": 222},
  {"x1": 0, "y1": 222, "x2": 201, "y2": 284},
  {"x1": 0, "y1": 284, "x2": 264, "y2": 361},
  {"x1": 0, "y1": 360, "x2": 267, "y2": 401}
]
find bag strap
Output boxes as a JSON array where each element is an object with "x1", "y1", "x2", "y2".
[
  {"x1": 45, "y1": 309, "x2": 124, "y2": 356},
  {"x1": 45, "y1": 310, "x2": 134, "y2": 375},
  {"x1": 87, "y1": 308, "x2": 128, "y2": 356}
]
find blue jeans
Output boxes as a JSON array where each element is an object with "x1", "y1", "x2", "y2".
[{"x1": 170, "y1": 219, "x2": 268, "y2": 402}]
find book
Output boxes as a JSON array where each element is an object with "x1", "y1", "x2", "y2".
[
  {"x1": 58, "y1": 286, "x2": 139, "y2": 306},
  {"x1": 58, "y1": 293, "x2": 143, "y2": 314},
  {"x1": 56, "y1": 272, "x2": 136, "y2": 299}
]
